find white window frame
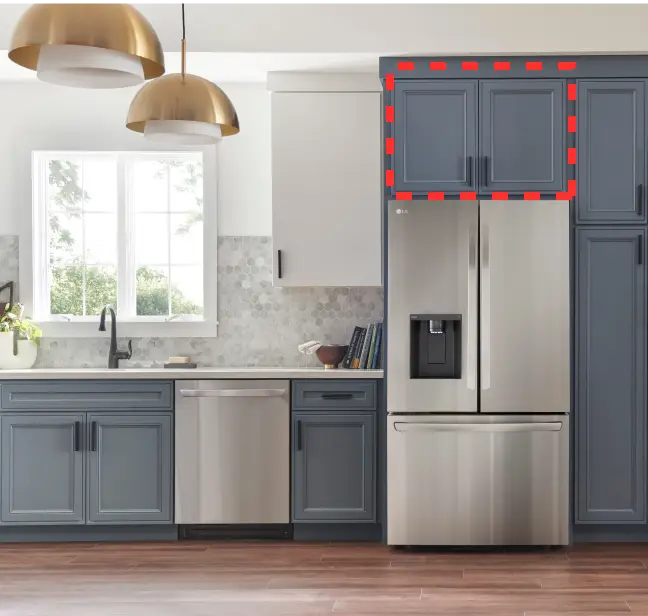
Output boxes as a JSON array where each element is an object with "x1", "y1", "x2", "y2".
[{"x1": 22, "y1": 149, "x2": 218, "y2": 338}]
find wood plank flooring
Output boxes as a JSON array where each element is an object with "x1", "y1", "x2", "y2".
[{"x1": 1, "y1": 542, "x2": 648, "y2": 615}]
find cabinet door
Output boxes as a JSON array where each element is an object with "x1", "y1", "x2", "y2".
[
  {"x1": 394, "y1": 80, "x2": 477, "y2": 194},
  {"x1": 1, "y1": 414, "x2": 84, "y2": 524},
  {"x1": 292, "y1": 413, "x2": 375, "y2": 522},
  {"x1": 87, "y1": 414, "x2": 172, "y2": 524},
  {"x1": 480, "y1": 80, "x2": 565, "y2": 194},
  {"x1": 271, "y1": 92, "x2": 381, "y2": 287},
  {"x1": 577, "y1": 81, "x2": 646, "y2": 223},
  {"x1": 576, "y1": 229, "x2": 646, "y2": 524}
]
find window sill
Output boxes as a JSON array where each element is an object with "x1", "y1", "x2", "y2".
[{"x1": 35, "y1": 320, "x2": 218, "y2": 339}]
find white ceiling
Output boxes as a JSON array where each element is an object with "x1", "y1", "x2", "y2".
[{"x1": 2, "y1": 3, "x2": 648, "y2": 83}]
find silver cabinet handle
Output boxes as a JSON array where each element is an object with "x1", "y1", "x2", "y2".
[
  {"x1": 180, "y1": 389, "x2": 286, "y2": 398},
  {"x1": 393, "y1": 422, "x2": 563, "y2": 433},
  {"x1": 481, "y1": 222, "x2": 491, "y2": 391},
  {"x1": 467, "y1": 223, "x2": 477, "y2": 391}
]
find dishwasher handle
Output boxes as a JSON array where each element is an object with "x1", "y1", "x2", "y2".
[
  {"x1": 393, "y1": 422, "x2": 563, "y2": 433},
  {"x1": 180, "y1": 388, "x2": 286, "y2": 398}
]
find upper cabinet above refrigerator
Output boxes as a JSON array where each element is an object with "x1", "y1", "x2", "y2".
[
  {"x1": 390, "y1": 79, "x2": 566, "y2": 197},
  {"x1": 479, "y1": 80, "x2": 565, "y2": 195},
  {"x1": 394, "y1": 81, "x2": 477, "y2": 195},
  {"x1": 576, "y1": 80, "x2": 647, "y2": 224}
]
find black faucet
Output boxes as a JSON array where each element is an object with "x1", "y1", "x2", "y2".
[{"x1": 98, "y1": 305, "x2": 133, "y2": 369}]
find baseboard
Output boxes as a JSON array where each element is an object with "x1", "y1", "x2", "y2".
[
  {"x1": 179, "y1": 524, "x2": 293, "y2": 540},
  {"x1": 292, "y1": 523, "x2": 383, "y2": 542},
  {"x1": 0, "y1": 524, "x2": 178, "y2": 543},
  {"x1": 573, "y1": 524, "x2": 648, "y2": 542}
]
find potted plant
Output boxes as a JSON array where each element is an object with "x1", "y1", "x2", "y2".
[{"x1": 0, "y1": 304, "x2": 42, "y2": 369}]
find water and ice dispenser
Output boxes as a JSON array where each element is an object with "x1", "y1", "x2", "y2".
[{"x1": 410, "y1": 314, "x2": 461, "y2": 379}]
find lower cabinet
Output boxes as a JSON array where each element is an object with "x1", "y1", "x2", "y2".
[
  {"x1": 88, "y1": 414, "x2": 173, "y2": 524},
  {"x1": 292, "y1": 412, "x2": 375, "y2": 522},
  {"x1": 575, "y1": 228, "x2": 647, "y2": 524},
  {"x1": 1, "y1": 414, "x2": 84, "y2": 524},
  {"x1": 0, "y1": 412, "x2": 173, "y2": 525}
]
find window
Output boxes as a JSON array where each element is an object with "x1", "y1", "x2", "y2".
[{"x1": 28, "y1": 151, "x2": 217, "y2": 337}]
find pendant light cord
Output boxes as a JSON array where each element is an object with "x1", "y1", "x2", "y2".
[{"x1": 181, "y1": 3, "x2": 186, "y2": 78}]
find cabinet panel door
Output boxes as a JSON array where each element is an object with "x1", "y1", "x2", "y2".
[
  {"x1": 271, "y1": 91, "x2": 381, "y2": 287},
  {"x1": 394, "y1": 80, "x2": 477, "y2": 194},
  {"x1": 87, "y1": 414, "x2": 172, "y2": 524},
  {"x1": 292, "y1": 413, "x2": 375, "y2": 522},
  {"x1": 1, "y1": 414, "x2": 84, "y2": 524},
  {"x1": 577, "y1": 81, "x2": 646, "y2": 223},
  {"x1": 480, "y1": 80, "x2": 565, "y2": 193},
  {"x1": 576, "y1": 229, "x2": 646, "y2": 523}
]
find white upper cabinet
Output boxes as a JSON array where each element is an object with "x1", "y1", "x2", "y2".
[{"x1": 271, "y1": 88, "x2": 382, "y2": 287}]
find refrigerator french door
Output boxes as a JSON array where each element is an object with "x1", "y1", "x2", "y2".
[{"x1": 386, "y1": 200, "x2": 570, "y2": 546}]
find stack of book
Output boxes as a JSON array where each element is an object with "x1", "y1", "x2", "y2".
[{"x1": 342, "y1": 322, "x2": 383, "y2": 370}]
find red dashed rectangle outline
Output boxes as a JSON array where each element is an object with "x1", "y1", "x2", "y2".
[{"x1": 384, "y1": 59, "x2": 577, "y2": 201}]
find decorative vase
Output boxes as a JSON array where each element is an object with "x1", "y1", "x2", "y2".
[
  {"x1": 0, "y1": 332, "x2": 37, "y2": 370},
  {"x1": 315, "y1": 345, "x2": 349, "y2": 369}
]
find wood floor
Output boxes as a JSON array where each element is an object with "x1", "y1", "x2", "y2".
[{"x1": 2, "y1": 542, "x2": 648, "y2": 615}]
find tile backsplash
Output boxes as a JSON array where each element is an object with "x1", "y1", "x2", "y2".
[{"x1": 0, "y1": 235, "x2": 384, "y2": 368}]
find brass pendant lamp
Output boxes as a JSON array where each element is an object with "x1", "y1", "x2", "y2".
[
  {"x1": 126, "y1": 4, "x2": 239, "y2": 145},
  {"x1": 8, "y1": 4, "x2": 164, "y2": 88}
]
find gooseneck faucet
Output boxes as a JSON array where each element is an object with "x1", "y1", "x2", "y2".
[{"x1": 98, "y1": 305, "x2": 133, "y2": 369}]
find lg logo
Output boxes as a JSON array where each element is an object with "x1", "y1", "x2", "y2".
[{"x1": 395, "y1": 208, "x2": 408, "y2": 215}]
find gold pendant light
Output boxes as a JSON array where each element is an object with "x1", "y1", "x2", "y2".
[
  {"x1": 9, "y1": 4, "x2": 164, "y2": 88},
  {"x1": 126, "y1": 4, "x2": 239, "y2": 144}
]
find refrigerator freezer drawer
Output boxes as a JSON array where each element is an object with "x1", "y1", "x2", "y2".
[{"x1": 387, "y1": 414, "x2": 569, "y2": 546}]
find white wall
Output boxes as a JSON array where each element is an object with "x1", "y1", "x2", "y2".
[
  {"x1": 5, "y1": 4, "x2": 648, "y2": 55},
  {"x1": 0, "y1": 81, "x2": 272, "y2": 237}
]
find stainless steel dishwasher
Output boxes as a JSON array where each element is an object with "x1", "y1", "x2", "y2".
[{"x1": 175, "y1": 380, "x2": 290, "y2": 525}]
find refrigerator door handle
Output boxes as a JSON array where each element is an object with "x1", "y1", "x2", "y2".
[
  {"x1": 393, "y1": 421, "x2": 563, "y2": 433},
  {"x1": 481, "y1": 222, "x2": 491, "y2": 390},
  {"x1": 467, "y1": 224, "x2": 478, "y2": 391}
]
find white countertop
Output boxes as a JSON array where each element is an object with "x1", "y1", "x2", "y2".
[{"x1": 0, "y1": 367, "x2": 383, "y2": 380}]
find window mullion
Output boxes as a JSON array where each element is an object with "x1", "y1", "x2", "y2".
[{"x1": 117, "y1": 156, "x2": 135, "y2": 318}]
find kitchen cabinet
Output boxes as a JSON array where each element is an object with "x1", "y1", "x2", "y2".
[
  {"x1": 1, "y1": 414, "x2": 84, "y2": 524},
  {"x1": 271, "y1": 91, "x2": 382, "y2": 287},
  {"x1": 577, "y1": 81, "x2": 646, "y2": 223},
  {"x1": 479, "y1": 80, "x2": 565, "y2": 194},
  {"x1": 292, "y1": 412, "x2": 375, "y2": 522},
  {"x1": 575, "y1": 228, "x2": 646, "y2": 524},
  {"x1": 393, "y1": 80, "x2": 477, "y2": 194},
  {"x1": 87, "y1": 414, "x2": 173, "y2": 524}
]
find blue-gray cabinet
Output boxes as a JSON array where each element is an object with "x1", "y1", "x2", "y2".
[
  {"x1": 292, "y1": 412, "x2": 375, "y2": 522},
  {"x1": 575, "y1": 228, "x2": 647, "y2": 524},
  {"x1": 1, "y1": 414, "x2": 84, "y2": 524},
  {"x1": 479, "y1": 80, "x2": 565, "y2": 194},
  {"x1": 87, "y1": 414, "x2": 173, "y2": 524},
  {"x1": 0, "y1": 381, "x2": 175, "y2": 527},
  {"x1": 394, "y1": 80, "x2": 477, "y2": 195},
  {"x1": 576, "y1": 80, "x2": 646, "y2": 223}
]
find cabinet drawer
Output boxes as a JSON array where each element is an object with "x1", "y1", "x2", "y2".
[
  {"x1": 0, "y1": 381, "x2": 173, "y2": 411},
  {"x1": 292, "y1": 381, "x2": 377, "y2": 411}
]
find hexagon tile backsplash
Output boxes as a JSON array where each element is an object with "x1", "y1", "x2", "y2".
[{"x1": 0, "y1": 236, "x2": 384, "y2": 368}]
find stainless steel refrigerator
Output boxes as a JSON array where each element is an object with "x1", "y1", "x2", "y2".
[{"x1": 387, "y1": 199, "x2": 570, "y2": 546}]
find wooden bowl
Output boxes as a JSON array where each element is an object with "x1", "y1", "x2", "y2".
[{"x1": 315, "y1": 345, "x2": 349, "y2": 369}]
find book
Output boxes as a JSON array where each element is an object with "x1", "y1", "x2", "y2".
[
  {"x1": 371, "y1": 322, "x2": 383, "y2": 369},
  {"x1": 342, "y1": 326, "x2": 362, "y2": 369},
  {"x1": 367, "y1": 322, "x2": 379, "y2": 369},
  {"x1": 352, "y1": 327, "x2": 367, "y2": 369},
  {"x1": 359, "y1": 323, "x2": 373, "y2": 369}
]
